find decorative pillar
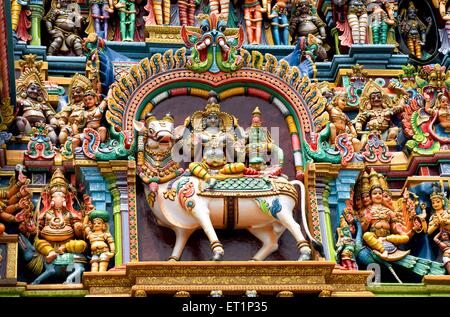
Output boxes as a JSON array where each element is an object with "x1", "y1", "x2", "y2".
[
  {"x1": 98, "y1": 160, "x2": 138, "y2": 264},
  {"x1": 29, "y1": 2, "x2": 44, "y2": 46}
]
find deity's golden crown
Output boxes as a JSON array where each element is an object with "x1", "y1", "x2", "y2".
[
  {"x1": 361, "y1": 171, "x2": 370, "y2": 194},
  {"x1": 430, "y1": 191, "x2": 445, "y2": 200},
  {"x1": 378, "y1": 173, "x2": 390, "y2": 192},
  {"x1": 204, "y1": 103, "x2": 221, "y2": 115},
  {"x1": 49, "y1": 168, "x2": 68, "y2": 194},
  {"x1": 369, "y1": 168, "x2": 382, "y2": 191}
]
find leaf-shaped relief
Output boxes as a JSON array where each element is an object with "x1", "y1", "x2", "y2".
[
  {"x1": 263, "y1": 53, "x2": 277, "y2": 73},
  {"x1": 251, "y1": 51, "x2": 264, "y2": 70}
]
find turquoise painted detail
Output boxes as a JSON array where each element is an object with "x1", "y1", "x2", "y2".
[{"x1": 255, "y1": 198, "x2": 282, "y2": 219}]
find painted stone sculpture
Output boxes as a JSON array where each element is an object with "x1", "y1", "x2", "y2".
[
  {"x1": 399, "y1": 2, "x2": 431, "y2": 59},
  {"x1": 289, "y1": 0, "x2": 326, "y2": 45},
  {"x1": 86, "y1": 0, "x2": 114, "y2": 39},
  {"x1": 368, "y1": 0, "x2": 396, "y2": 44},
  {"x1": 44, "y1": 0, "x2": 84, "y2": 56},
  {"x1": 268, "y1": 0, "x2": 290, "y2": 45}
]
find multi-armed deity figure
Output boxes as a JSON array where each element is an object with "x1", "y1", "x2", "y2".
[
  {"x1": 86, "y1": 0, "x2": 114, "y2": 39},
  {"x1": 355, "y1": 80, "x2": 405, "y2": 147},
  {"x1": 289, "y1": 0, "x2": 327, "y2": 45},
  {"x1": 83, "y1": 209, "x2": 115, "y2": 272},
  {"x1": 15, "y1": 69, "x2": 58, "y2": 144},
  {"x1": 268, "y1": 0, "x2": 289, "y2": 45},
  {"x1": 367, "y1": 0, "x2": 396, "y2": 44},
  {"x1": 57, "y1": 74, "x2": 92, "y2": 146},
  {"x1": 399, "y1": 1, "x2": 431, "y2": 59},
  {"x1": 35, "y1": 169, "x2": 86, "y2": 263},
  {"x1": 44, "y1": 0, "x2": 84, "y2": 56},
  {"x1": 185, "y1": 93, "x2": 245, "y2": 188}
]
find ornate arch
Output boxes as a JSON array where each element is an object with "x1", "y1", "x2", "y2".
[{"x1": 106, "y1": 49, "x2": 328, "y2": 172}]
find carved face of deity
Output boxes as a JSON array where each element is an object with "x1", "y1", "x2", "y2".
[
  {"x1": 369, "y1": 91, "x2": 383, "y2": 109},
  {"x1": 72, "y1": 86, "x2": 85, "y2": 103},
  {"x1": 342, "y1": 226, "x2": 351, "y2": 237},
  {"x1": 362, "y1": 192, "x2": 371, "y2": 207},
  {"x1": 298, "y1": 0, "x2": 311, "y2": 14},
  {"x1": 382, "y1": 191, "x2": 393, "y2": 209},
  {"x1": 407, "y1": 8, "x2": 417, "y2": 19},
  {"x1": 442, "y1": 231, "x2": 450, "y2": 241},
  {"x1": 83, "y1": 94, "x2": 97, "y2": 109},
  {"x1": 432, "y1": 197, "x2": 444, "y2": 211},
  {"x1": 438, "y1": 95, "x2": 449, "y2": 109},
  {"x1": 370, "y1": 187, "x2": 384, "y2": 204},
  {"x1": 92, "y1": 218, "x2": 106, "y2": 232},
  {"x1": 335, "y1": 95, "x2": 348, "y2": 111},
  {"x1": 205, "y1": 113, "x2": 220, "y2": 128},
  {"x1": 354, "y1": 195, "x2": 362, "y2": 210},
  {"x1": 26, "y1": 82, "x2": 42, "y2": 100},
  {"x1": 51, "y1": 191, "x2": 66, "y2": 209}
]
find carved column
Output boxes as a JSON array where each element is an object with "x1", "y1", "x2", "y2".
[{"x1": 29, "y1": 2, "x2": 44, "y2": 46}]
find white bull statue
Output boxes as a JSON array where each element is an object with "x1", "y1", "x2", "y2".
[{"x1": 134, "y1": 115, "x2": 317, "y2": 261}]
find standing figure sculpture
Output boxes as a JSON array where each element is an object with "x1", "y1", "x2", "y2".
[
  {"x1": 115, "y1": 0, "x2": 136, "y2": 41},
  {"x1": 83, "y1": 209, "x2": 115, "y2": 272},
  {"x1": 368, "y1": 0, "x2": 395, "y2": 44},
  {"x1": 289, "y1": 0, "x2": 327, "y2": 45},
  {"x1": 347, "y1": 0, "x2": 369, "y2": 44},
  {"x1": 427, "y1": 184, "x2": 450, "y2": 235},
  {"x1": 210, "y1": 0, "x2": 230, "y2": 24},
  {"x1": 152, "y1": 0, "x2": 170, "y2": 25},
  {"x1": 44, "y1": 0, "x2": 84, "y2": 56},
  {"x1": 268, "y1": 0, "x2": 290, "y2": 45},
  {"x1": 178, "y1": 0, "x2": 196, "y2": 26},
  {"x1": 399, "y1": 2, "x2": 431, "y2": 59},
  {"x1": 433, "y1": 230, "x2": 450, "y2": 274},
  {"x1": 86, "y1": 0, "x2": 114, "y2": 38},
  {"x1": 355, "y1": 80, "x2": 404, "y2": 147},
  {"x1": 15, "y1": 69, "x2": 58, "y2": 144},
  {"x1": 335, "y1": 225, "x2": 358, "y2": 270},
  {"x1": 244, "y1": 0, "x2": 264, "y2": 44},
  {"x1": 56, "y1": 74, "x2": 92, "y2": 146}
]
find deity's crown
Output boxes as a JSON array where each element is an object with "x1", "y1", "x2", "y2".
[
  {"x1": 252, "y1": 106, "x2": 262, "y2": 117},
  {"x1": 364, "y1": 80, "x2": 383, "y2": 96},
  {"x1": 361, "y1": 171, "x2": 370, "y2": 194},
  {"x1": 84, "y1": 89, "x2": 97, "y2": 97},
  {"x1": 145, "y1": 112, "x2": 157, "y2": 126},
  {"x1": 408, "y1": 1, "x2": 416, "y2": 10},
  {"x1": 49, "y1": 168, "x2": 68, "y2": 194},
  {"x1": 430, "y1": 182, "x2": 445, "y2": 200},
  {"x1": 204, "y1": 103, "x2": 221, "y2": 116},
  {"x1": 378, "y1": 173, "x2": 390, "y2": 193},
  {"x1": 369, "y1": 168, "x2": 382, "y2": 191}
]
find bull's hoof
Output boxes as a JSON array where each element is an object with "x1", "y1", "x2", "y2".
[
  {"x1": 212, "y1": 249, "x2": 224, "y2": 261},
  {"x1": 298, "y1": 246, "x2": 312, "y2": 261}
]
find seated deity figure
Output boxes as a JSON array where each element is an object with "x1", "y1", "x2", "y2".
[
  {"x1": 185, "y1": 93, "x2": 245, "y2": 188},
  {"x1": 359, "y1": 169, "x2": 410, "y2": 260},
  {"x1": 245, "y1": 106, "x2": 284, "y2": 177},
  {"x1": 83, "y1": 209, "x2": 115, "y2": 272},
  {"x1": 15, "y1": 69, "x2": 58, "y2": 144},
  {"x1": 35, "y1": 169, "x2": 87, "y2": 263},
  {"x1": 56, "y1": 74, "x2": 92, "y2": 145},
  {"x1": 326, "y1": 91, "x2": 362, "y2": 151},
  {"x1": 355, "y1": 80, "x2": 405, "y2": 147},
  {"x1": 424, "y1": 93, "x2": 450, "y2": 130},
  {"x1": 71, "y1": 90, "x2": 107, "y2": 151},
  {"x1": 44, "y1": 0, "x2": 84, "y2": 56},
  {"x1": 427, "y1": 183, "x2": 450, "y2": 235},
  {"x1": 289, "y1": 0, "x2": 327, "y2": 45}
]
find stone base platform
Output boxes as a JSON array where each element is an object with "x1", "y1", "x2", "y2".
[{"x1": 83, "y1": 261, "x2": 373, "y2": 297}]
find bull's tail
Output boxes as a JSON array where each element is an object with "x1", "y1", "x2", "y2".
[{"x1": 290, "y1": 180, "x2": 323, "y2": 251}]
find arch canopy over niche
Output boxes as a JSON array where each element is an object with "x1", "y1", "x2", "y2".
[{"x1": 106, "y1": 49, "x2": 325, "y2": 173}]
